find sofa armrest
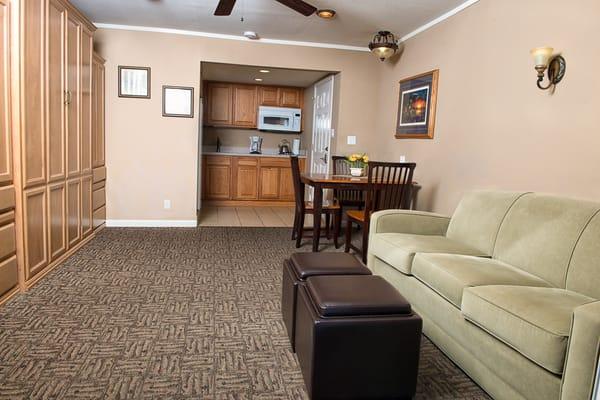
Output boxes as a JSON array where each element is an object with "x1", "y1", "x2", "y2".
[
  {"x1": 369, "y1": 209, "x2": 451, "y2": 236},
  {"x1": 560, "y1": 301, "x2": 600, "y2": 400}
]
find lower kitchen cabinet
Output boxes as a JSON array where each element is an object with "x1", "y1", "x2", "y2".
[{"x1": 232, "y1": 158, "x2": 258, "y2": 200}]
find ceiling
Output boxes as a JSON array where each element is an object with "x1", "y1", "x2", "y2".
[
  {"x1": 202, "y1": 62, "x2": 333, "y2": 87},
  {"x1": 71, "y1": 0, "x2": 471, "y2": 47}
]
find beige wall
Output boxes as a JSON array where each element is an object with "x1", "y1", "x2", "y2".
[
  {"x1": 95, "y1": 29, "x2": 379, "y2": 221},
  {"x1": 373, "y1": 0, "x2": 600, "y2": 214}
]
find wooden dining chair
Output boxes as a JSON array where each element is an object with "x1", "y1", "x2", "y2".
[
  {"x1": 345, "y1": 161, "x2": 416, "y2": 262},
  {"x1": 331, "y1": 156, "x2": 365, "y2": 208},
  {"x1": 290, "y1": 156, "x2": 342, "y2": 249}
]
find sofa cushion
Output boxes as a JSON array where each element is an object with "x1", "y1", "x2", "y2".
[
  {"x1": 566, "y1": 210, "x2": 600, "y2": 299},
  {"x1": 446, "y1": 191, "x2": 528, "y2": 255},
  {"x1": 493, "y1": 194, "x2": 600, "y2": 288},
  {"x1": 412, "y1": 254, "x2": 552, "y2": 308},
  {"x1": 369, "y1": 233, "x2": 487, "y2": 275},
  {"x1": 462, "y1": 286, "x2": 596, "y2": 374}
]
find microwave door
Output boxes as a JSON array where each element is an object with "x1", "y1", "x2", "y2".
[{"x1": 263, "y1": 115, "x2": 291, "y2": 129}]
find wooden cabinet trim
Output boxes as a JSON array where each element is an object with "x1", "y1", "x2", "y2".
[
  {"x1": 93, "y1": 205, "x2": 105, "y2": 229},
  {"x1": 81, "y1": 175, "x2": 92, "y2": 237},
  {"x1": 66, "y1": 178, "x2": 81, "y2": 247},
  {"x1": 0, "y1": 0, "x2": 12, "y2": 185},
  {"x1": 0, "y1": 222, "x2": 15, "y2": 261},
  {"x1": 23, "y1": 186, "x2": 48, "y2": 279},
  {"x1": 0, "y1": 185, "x2": 15, "y2": 212},
  {"x1": 0, "y1": 210, "x2": 14, "y2": 226},
  {"x1": 92, "y1": 165, "x2": 106, "y2": 182},
  {"x1": 47, "y1": 181, "x2": 66, "y2": 261},
  {"x1": 0, "y1": 255, "x2": 17, "y2": 298}
]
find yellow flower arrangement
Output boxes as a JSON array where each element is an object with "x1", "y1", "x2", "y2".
[{"x1": 344, "y1": 153, "x2": 369, "y2": 168}]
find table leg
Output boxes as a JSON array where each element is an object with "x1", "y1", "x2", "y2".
[{"x1": 313, "y1": 183, "x2": 323, "y2": 252}]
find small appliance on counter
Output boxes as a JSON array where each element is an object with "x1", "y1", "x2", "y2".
[
  {"x1": 249, "y1": 136, "x2": 263, "y2": 154},
  {"x1": 278, "y1": 139, "x2": 291, "y2": 155},
  {"x1": 291, "y1": 138, "x2": 301, "y2": 155}
]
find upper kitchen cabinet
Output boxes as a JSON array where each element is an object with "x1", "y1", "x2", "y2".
[
  {"x1": 258, "y1": 86, "x2": 280, "y2": 106},
  {"x1": 279, "y1": 87, "x2": 303, "y2": 108},
  {"x1": 205, "y1": 82, "x2": 233, "y2": 126},
  {"x1": 232, "y1": 85, "x2": 257, "y2": 128}
]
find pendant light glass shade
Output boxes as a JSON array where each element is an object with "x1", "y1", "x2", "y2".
[{"x1": 368, "y1": 31, "x2": 398, "y2": 61}]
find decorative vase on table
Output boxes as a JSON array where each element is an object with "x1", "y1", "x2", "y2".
[{"x1": 345, "y1": 154, "x2": 369, "y2": 177}]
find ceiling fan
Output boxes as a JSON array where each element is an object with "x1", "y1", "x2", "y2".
[{"x1": 214, "y1": 0, "x2": 317, "y2": 17}]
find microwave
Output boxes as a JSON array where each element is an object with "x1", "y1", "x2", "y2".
[{"x1": 257, "y1": 106, "x2": 302, "y2": 133}]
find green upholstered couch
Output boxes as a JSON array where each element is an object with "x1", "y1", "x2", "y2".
[{"x1": 367, "y1": 191, "x2": 600, "y2": 400}]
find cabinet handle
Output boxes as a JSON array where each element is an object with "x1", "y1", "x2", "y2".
[{"x1": 64, "y1": 90, "x2": 71, "y2": 105}]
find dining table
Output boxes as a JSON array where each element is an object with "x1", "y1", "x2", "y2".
[{"x1": 300, "y1": 172, "x2": 420, "y2": 252}]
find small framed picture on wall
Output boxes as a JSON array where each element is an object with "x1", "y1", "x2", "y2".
[
  {"x1": 162, "y1": 86, "x2": 194, "y2": 118},
  {"x1": 396, "y1": 69, "x2": 439, "y2": 139},
  {"x1": 118, "y1": 66, "x2": 151, "y2": 98}
]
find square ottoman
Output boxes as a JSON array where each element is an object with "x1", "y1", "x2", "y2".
[
  {"x1": 282, "y1": 252, "x2": 371, "y2": 351},
  {"x1": 295, "y1": 275, "x2": 422, "y2": 399}
]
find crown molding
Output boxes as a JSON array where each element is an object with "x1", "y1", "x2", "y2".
[
  {"x1": 95, "y1": 0, "x2": 480, "y2": 52},
  {"x1": 400, "y1": 0, "x2": 481, "y2": 42},
  {"x1": 94, "y1": 23, "x2": 370, "y2": 52}
]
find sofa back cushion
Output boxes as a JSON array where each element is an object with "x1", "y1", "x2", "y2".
[
  {"x1": 493, "y1": 194, "x2": 600, "y2": 288},
  {"x1": 566, "y1": 211, "x2": 600, "y2": 299},
  {"x1": 446, "y1": 191, "x2": 527, "y2": 255}
]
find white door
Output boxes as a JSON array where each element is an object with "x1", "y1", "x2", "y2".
[{"x1": 310, "y1": 75, "x2": 334, "y2": 175}]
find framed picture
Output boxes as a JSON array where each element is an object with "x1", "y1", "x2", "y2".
[
  {"x1": 118, "y1": 66, "x2": 151, "y2": 98},
  {"x1": 396, "y1": 69, "x2": 439, "y2": 139},
  {"x1": 162, "y1": 86, "x2": 194, "y2": 118}
]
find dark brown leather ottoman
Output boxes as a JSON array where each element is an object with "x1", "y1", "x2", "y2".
[
  {"x1": 295, "y1": 275, "x2": 422, "y2": 400},
  {"x1": 282, "y1": 253, "x2": 371, "y2": 351}
]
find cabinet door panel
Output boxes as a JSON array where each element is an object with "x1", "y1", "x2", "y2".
[
  {"x1": 81, "y1": 175, "x2": 92, "y2": 237},
  {"x1": 0, "y1": 0, "x2": 11, "y2": 184},
  {"x1": 278, "y1": 168, "x2": 295, "y2": 201},
  {"x1": 80, "y1": 29, "x2": 92, "y2": 174},
  {"x1": 47, "y1": 0, "x2": 66, "y2": 182},
  {"x1": 259, "y1": 167, "x2": 280, "y2": 199},
  {"x1": 258, "y1": 86, "x2": 279, "y2": 107},
  {"x1": 93, "y1": 205, "x2": 105, "y2": 229},
  {"x1": 66, "y1": 178, "x2": 81, "y2": 247},
  {"x1": 206, "y1": 83, "x2": 232, "y2": 126},
  {"x1": 0, "y1": 256, "x2": 17, "y2": 298},
  {"x1": 232, "y1": 158, "x2": 258, "y2": 200},
  {"x1": 204, "y1": 165, "x2": 230, "y2": 199},
  {"x1": 279, "y1": 87, "x2": 302, "y2": 108},
  {"x1": 23, "y1": 0, "x2": 46, "y2": 187},
  {"x1": 66, "y1": 15, "x2": 80, "y2": 177},
  {"x1": 92, "y1": 58, "x2": 105, "y2": 167},
  {"x1": 232, "y1": 85, "x2": 257, "y2": 128},
  {"x1": 47, "y1": 182, "x2": 66, "y2": 260},
  {"x1": 24, "y1": 187, "x2": 48, "y2": 279}
]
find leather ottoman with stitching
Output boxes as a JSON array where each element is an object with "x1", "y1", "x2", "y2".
[
  {"x1": 295, "y1": 275, "x2": 422, "y2": 400},
  {"x1": 282, "y1": 252, "x2": 371, "y2": 351}
]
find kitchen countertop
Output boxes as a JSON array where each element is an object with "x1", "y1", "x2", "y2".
[{"x1": 203, "y1": 151, "x2": 307, "y2": 158}]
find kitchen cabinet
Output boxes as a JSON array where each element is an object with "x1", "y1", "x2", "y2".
[
  {"x1": 232, "y1": 85, "x2": 257, "y2": 128},
  {"x1": 92, "y1": 52, "x2": 106, "y2": 230},
  {"x1": 202, "y1": 154, "x2": 305, "y2": 204},
  {"x1": 203, "y1": 82, "x2": 304, "y2": 129}
]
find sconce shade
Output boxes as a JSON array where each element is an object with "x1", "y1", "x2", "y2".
[{"x1": 530, "y1": 47, "x2": 554, "y2": 67}]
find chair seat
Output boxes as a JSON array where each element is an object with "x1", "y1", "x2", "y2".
[
  {"x1": 412, "y1": 253, "x2": 552, "y2": 308},
  {"x1": 462, "y1": 286, "x2": 596, "y2": 374},
  {"x1": 305, "y1": 200, "x2": 340, "y2": 211},
  {"x1": 369, "y1": 233, "x2": 488, "y2": 275},
  {"x1": 347, "y1": 209, "x2": 367, "y2": 222}
]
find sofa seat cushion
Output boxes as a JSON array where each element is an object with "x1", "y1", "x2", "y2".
[
  {"x1": 369, "y1": 233, "x2": 487, "y2": 275},
  {"x1": 412, "y1": 254, "x2": 552, "y2": 308},
  {"x1": 462, "y1": 286, "x2": 596, "y2": 374}
]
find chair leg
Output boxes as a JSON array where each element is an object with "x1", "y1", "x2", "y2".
[
  {"x1": 296, "y1": 213, "x2": 305, "y2": 248},
  {"x1": 333, "y1": 209, "x2": 341, "y2": 249},
  {"x1": 291, "y1": 212, "x2": 299, "y2": 240},
  {"x1": 325, "y1": 213, "x2": 331, "y2": 239},
  {"x1": 361, "y1": 223, "x2": 369, "y2": 263},
  {"x1": 344, "y1": 218, "x2": 353, "y2": 253}
]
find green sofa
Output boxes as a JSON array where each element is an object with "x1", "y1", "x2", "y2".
[{"x1": 367, "y1": 191, "x2": 600, "y2": 400}]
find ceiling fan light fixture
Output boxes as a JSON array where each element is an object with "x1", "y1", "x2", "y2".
[
  {"x1": 368, "y1": 30, "x2": 399, "y2": 61},
  {"x1": 316, "y1": 9, "x2": 336, "y2": 19},
  {"x1": 243, "y1": 31, "x2": 259, "y2": 40}
]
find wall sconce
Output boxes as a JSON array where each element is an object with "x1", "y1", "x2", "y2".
[{"x1": 530, "y1": 47, "x2": 566, "y2": 90}]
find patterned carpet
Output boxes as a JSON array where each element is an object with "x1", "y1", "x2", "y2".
[{"x1": 0, "y1": 227, "x2": 490, "y2": 399}]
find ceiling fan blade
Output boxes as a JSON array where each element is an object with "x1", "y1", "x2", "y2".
[
  {"x1": 274, "y1": 0, "x2": 317, "y2": 16},
  {"x1": 214, "y1": 0, "x2": 236, "y2": 16}
]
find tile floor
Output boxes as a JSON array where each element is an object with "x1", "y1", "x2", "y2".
[{"x1": 198, "y1": 206, "x2": 318, "y2": 228}]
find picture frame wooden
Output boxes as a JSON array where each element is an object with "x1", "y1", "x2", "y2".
[
  {"x1": 118, "y1": 66, "x2": 151, "y2": 98},
  {"x1": 395, "y1": 69, "x2": 439, "y2": 139},
  {"x1": 162, "y1": 85, "x2": 194, "y2": 118}
]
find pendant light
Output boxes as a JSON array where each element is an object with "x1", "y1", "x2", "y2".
[{"x1": 368, "y1": 31, "x2": 399, "y2": 61}]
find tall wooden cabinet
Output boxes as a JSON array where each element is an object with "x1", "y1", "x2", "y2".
[
  {"x1": 13, "y1": 0, "x2": 99, "y2": 289},
  {"x1": 91, "y1": 53, "x2": 106, "y2": 230},
  {"x1": 0, "y1": 0, "x2": 18, "y2": 305}
]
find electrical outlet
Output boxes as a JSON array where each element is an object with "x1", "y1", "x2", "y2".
[
  {"x1": 399, "y1": 155, "x2": 406, "y2": 162},
  {"x1": 163, "y1": 200, "x2": 171, "y2": 209},
  {"x1": 347, "y1": 135, "x2": 357, "y2": 145}
]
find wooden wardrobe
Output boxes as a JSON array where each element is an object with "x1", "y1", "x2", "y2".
[{"x1": 0, "y1": 0, "x2": 106, "y2": 301}]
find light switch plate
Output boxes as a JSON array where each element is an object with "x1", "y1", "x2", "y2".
[
  {"x1": 164, "y1": 200, "x2": 171, "y2": 209},
  {"x1": 399, "y1": 155, "x2": 406, "y2": 162},
  {"x1": 347, "y1": 136, "x2": 357, "y2": 145}
]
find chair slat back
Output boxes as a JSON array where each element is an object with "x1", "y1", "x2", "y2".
[
  {"x1": 290, "y1": 156, "x2": 306, "y2": 212},
  {"x1": 332, "y1": 155, "x2": 365, "y2": 204},
  {"x1": 365, "y1": 161, "x2": 417, "y2": 214}
]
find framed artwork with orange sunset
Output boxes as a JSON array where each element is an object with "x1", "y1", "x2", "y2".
[{"x1": 396, "y1": 69, "x2": 439, "y2": 139}]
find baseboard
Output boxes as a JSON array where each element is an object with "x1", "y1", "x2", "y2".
[{"x1": 106, "y1": 219, "x2": 198, "y2": 227}]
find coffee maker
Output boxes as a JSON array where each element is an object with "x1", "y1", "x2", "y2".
[{"x1": 249, "y1": 136, "x2": 263, "y2": 154}]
